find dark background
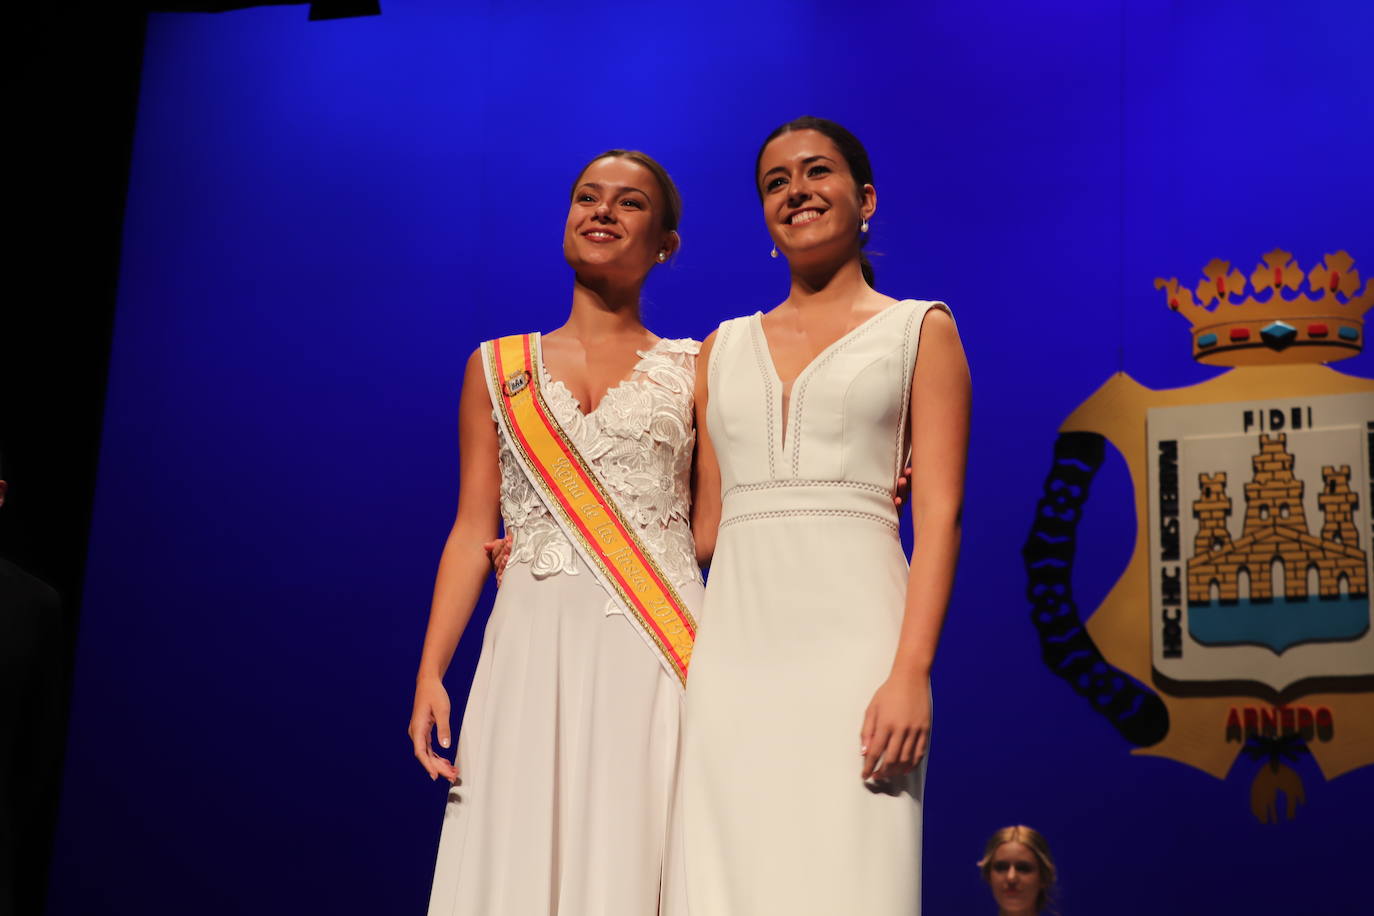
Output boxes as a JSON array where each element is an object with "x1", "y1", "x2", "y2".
[
  {"x1": 6, "y1": 8, "x2": 144, "y2": 911},
  {"x1": 6, "y1": 1, "x2": 1371, "y2": 913}
]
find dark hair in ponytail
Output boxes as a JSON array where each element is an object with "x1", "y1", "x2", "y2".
[
  {"x1": 755, "y1": 116, "x2": 875, "y2": 286},
  {"x1": 571, "y1": 149, "x2": 682, "y2": 232}
]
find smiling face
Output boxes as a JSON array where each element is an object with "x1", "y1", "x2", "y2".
[
  {"x1": 756, "y1": 128, "x2": 875, "y2": 266},
  {"x1": 563, "y1": 156, "x2": 676, "y2": 282},
  {"x1": 986, "y1": 841, "x2": 1045, "y2": 914}
]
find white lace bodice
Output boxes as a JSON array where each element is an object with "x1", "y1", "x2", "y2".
[{"x1": 496, "y1": 335, "x2": 703, "y2": 598}]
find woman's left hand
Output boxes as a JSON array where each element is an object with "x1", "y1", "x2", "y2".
[
  {"x1": 892, "y1": 464, "x2": 913, "y2": 508},
  {"x1": 860, "y1": 675, "x2": 931, "y2": 782},
  {"x1": 483, "y1": 531, "x2": 513, "y2": 584}
]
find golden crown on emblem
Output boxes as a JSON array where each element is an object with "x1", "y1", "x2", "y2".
[{"x1": 1155, "y1": 249, "x2": 1371, "y2": 366}]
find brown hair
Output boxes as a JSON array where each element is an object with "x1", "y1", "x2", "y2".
[
  {"x1": 754, "y1": 116, "x2": 875, "y2": 286},
  {"x1": 978, "y1": 825, "x2": 1057, "y2": 913},
  {"x1": 570, "y1": 149, "x2": 682, "y2": 233}
]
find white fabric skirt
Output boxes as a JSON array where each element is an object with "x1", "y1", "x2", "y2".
[{"x1": 428, "y1": 557, "x2": 700, "y2": 915}]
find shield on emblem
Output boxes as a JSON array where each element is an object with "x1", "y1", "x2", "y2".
[{"x1": 1148, "y1": 393, "x2": 1373, "y2": 697}]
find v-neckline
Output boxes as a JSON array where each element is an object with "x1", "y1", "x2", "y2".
[
  {"x1": 751, "y1": 302, "x2": 905, "y2": 448},
  {"x1": 534, "y1": 331, "x2": 667, "y2": 419}
]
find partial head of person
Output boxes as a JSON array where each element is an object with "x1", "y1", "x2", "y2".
[
  {"x1": 754, "y1": 116, "x2": 877, "y2": 286},
  {"x1": 978, "y1": 825, "x2": 1057, "y2": 914},
  {"x1": 564, "y1": 150, "x2": 681, "y2": 287}
]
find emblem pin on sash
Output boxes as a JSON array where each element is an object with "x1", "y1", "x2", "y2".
[{"x1": 504, "y1": 370, "x2": 530, "y2": 397}]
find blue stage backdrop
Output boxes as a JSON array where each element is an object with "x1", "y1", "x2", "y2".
[{"x1": 49, "y1": 1, "x2": 1372, "y2": 913}]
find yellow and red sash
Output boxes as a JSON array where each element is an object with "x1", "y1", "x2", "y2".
[{"x1": 482, "y1": 333, "x2": 696, "y2": 687}]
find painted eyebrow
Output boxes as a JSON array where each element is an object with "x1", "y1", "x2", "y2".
[
  {"x1": 575, "y1": 182, "x2": 650, "y2": 200},
  {"x1": 761, "y1": 154, "x2": 838, "y2": 180}
]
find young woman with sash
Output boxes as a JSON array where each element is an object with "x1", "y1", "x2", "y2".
[
  {"x1": 668, "y1": 118, "x2": 971, "y2": 914},
  {"x1": 410, "y1": 150, "x2": 703, "y2": 915}
]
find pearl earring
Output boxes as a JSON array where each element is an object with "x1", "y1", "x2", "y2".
[
  {"x1": 657, "y1": 251, "x2": 666, "y2": 262},
  {"x1": 770, "y1": 245, "x2": 778, "y2": 258},
  {"x1": 860, "y1": 219, "x2": 869, "y2": 233}
]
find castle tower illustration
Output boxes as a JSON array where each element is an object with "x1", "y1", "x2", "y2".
[
  {"x1": 1194, "y1": 472, "x2": 1234, "y2": 553},
  {"x1": 1320, "y1": 465, "x2": 1361, "y2": 546},
  {"x1": 1188, "y1": 433, "x2": 1368, "y2": 604}
]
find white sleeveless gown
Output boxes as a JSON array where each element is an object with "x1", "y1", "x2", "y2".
[
  {"x1": 673, "y1": 300, "x2": 950, "y2": 915},
  {"x1": 428, "y1": 336, "x2": 704, "y2": 915}
]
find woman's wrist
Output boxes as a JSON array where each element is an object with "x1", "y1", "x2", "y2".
[
  {"x1": 415, "y1": 665, "x2": 446, "y2": 685},
  {"x1": 889, "y1": 655, "x2": 933, "y2": 681}
]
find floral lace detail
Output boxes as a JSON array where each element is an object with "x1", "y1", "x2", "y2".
[{"x1": 495, "y1": 337, "x2": 703, "y2": 596}]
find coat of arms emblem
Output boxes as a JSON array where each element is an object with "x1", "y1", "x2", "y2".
[{"x1": 1025, "y1": 249, "x2": 1373, "y2": 821}]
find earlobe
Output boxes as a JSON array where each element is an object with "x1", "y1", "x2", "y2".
[{"x1": 661, "y1": 230, "x2": 681, "y2": 261}]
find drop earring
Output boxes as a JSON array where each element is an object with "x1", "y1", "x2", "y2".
[
  {"x1": 860, "y1": 219, "x2": 869, "y2": 233},
  {"x1": 770, "y1": 245, "x2": 778, "y2": 258}
]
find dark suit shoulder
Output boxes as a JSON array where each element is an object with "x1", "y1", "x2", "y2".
[{"x1": 0, "y1": 555, "x2": 62, "y2": 615}]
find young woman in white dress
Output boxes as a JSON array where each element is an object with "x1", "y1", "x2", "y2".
[
  {"x1": 408, "y1": 150, "x2": 704, "y2": 915},
  {"x1": 672, "y1": 117, "x2": 971, "y2": 914}
]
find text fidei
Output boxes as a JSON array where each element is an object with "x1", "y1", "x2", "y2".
[{"x1": 1242, "y1": 405, "x2": 1314, "y2": 433}]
